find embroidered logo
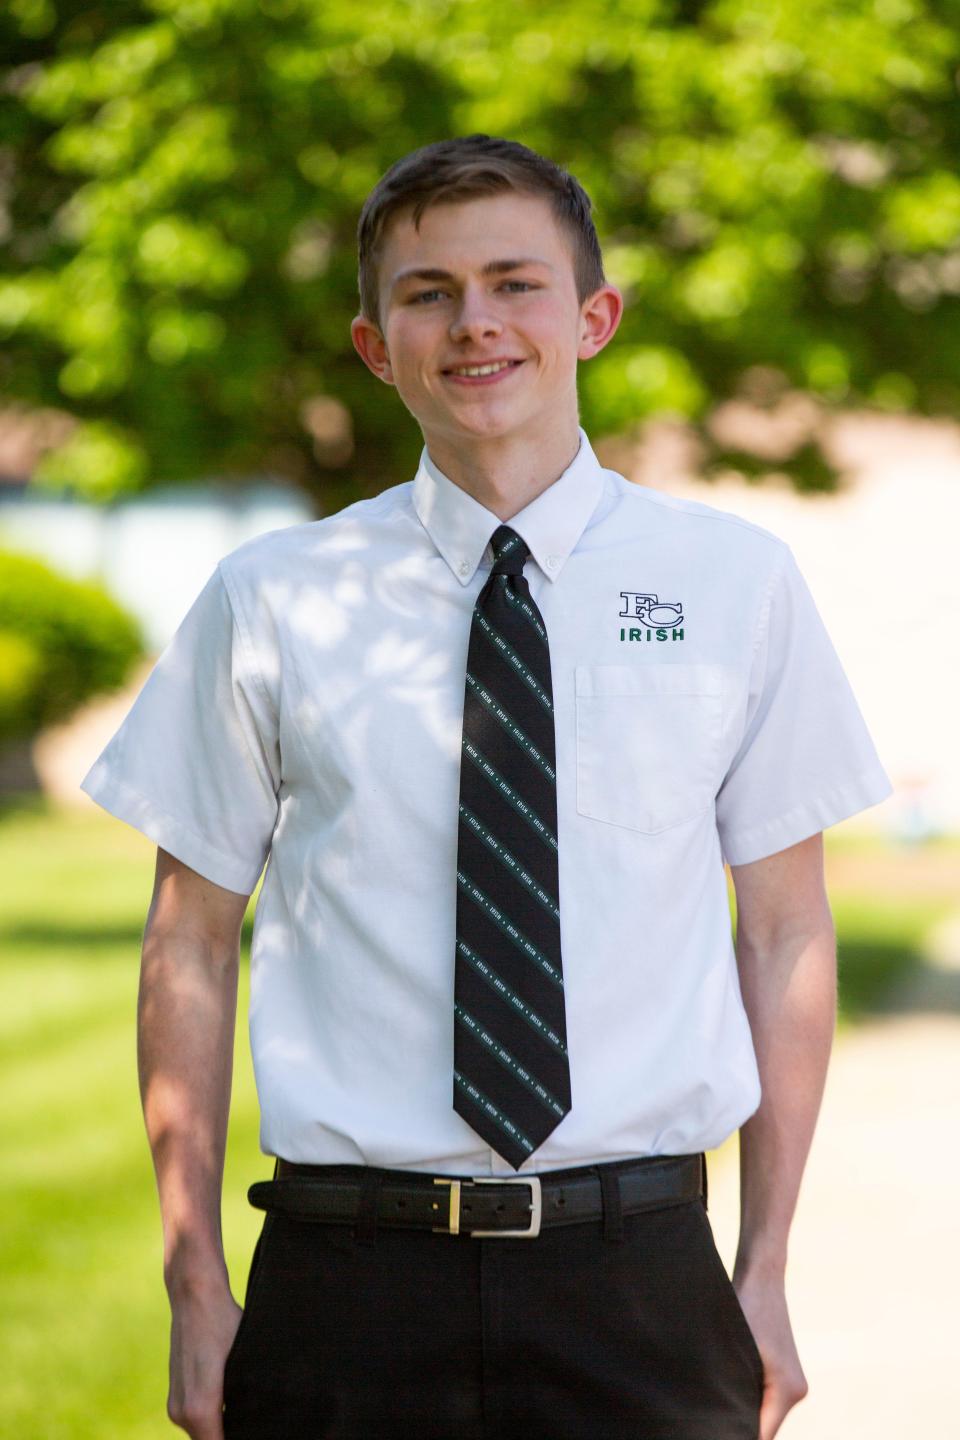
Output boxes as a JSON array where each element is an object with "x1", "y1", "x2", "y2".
[
  {"x1": 618, "y1": 591, "x2": 684, "y2": 643},
  {"x1": 619, "y1": 591, "x2": 683, "y2": 624}
]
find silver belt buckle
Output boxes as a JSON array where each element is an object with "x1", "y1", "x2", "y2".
[
  {"x1": 432, "y1": 1175, "x2": 543, "y2": 1237},
  {"x1": 470, "y1": 1175, "x2": 543, "y2": 1238}
]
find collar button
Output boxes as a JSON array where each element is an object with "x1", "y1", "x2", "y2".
[
  {"x1": 547, "y1": 554, "x2": 560, "y2": 568},
  {"x1": 458, "y1": 560, "x2": 470, "y2": 576}
]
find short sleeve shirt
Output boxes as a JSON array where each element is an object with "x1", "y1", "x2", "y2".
[{"x1": 81, "y1": 427, "x2": 893, "y2": 1174}]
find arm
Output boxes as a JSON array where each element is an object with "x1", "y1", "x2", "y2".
[
  {"x1": 140, "y1": 846, "x2": 251, "y2": 1440},
  {"x1": 729, "y1": 830, "x2": 837, "y2": 1439}
]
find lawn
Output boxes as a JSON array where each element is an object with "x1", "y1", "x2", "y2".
[{"x1": 1, "y1": 796, "x2": 957, "y2": 1437}]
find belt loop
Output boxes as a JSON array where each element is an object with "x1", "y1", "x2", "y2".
[
  {"x1": 598, "y1": 1163, "x2": 624, "y2": 1243},
  {"x1": 701, "y1": 1152, "x2": 709, "y2": 1211},
  {"x1": 354, "y1": 1167, "x2": 382, "y2": 1247}
]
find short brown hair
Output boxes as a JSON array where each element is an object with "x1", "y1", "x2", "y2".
[{"x1": 357, "y1": 134, "x2": 606, "y2": 331}]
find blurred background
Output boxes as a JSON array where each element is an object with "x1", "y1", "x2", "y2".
[{"x1": 1, "y1": 1, "x2": 958, "y2": 1435}]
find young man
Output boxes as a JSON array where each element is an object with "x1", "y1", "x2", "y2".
[{"x1": 81, "y1": 134, "x2": 892, "y2": 1440}]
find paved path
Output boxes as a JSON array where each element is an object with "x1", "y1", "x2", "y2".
[{"x1": 707, "y1": 911, "x2": 960, "y2": 1438}]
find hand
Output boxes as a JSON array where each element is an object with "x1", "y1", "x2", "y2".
[
  {"x1": 167, "y1": 1276, "x2": 244, "y2": 1439},
  {"x1": 733, "y1": 1269, "x2": 808, "y2": 1440}
]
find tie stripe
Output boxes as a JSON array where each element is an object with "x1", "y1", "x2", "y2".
[
  {"x1": 461, "y1": 740, "x2": 559, "y2": 852},
  {"x1": 458, "y1": 803, "x2": 560, "y2": 919},
  {"x1": 473, "y1": 612, "x2": 555, "y2": 712},
  {"x1": 501, "y1": 581, "x2": 548, "y2": 640},
  {"x1": 453, "y1": 524, "x2": 572, "y2": 1169},
  {"x1": 455, "y1": 1004, "x2": 568, "y2": 1118},
  {"x1": 453, "y1": 1071, "x2": 535, "y2": 1156},
  {"x1": 455, "y1": 939, "x2": 568, "y2": 1055},
  {"x1": 456, "y1": 871, "x2": 563, "y2": 986},
  {"x1": 464, "y1": 673, "x2": 556, "y2": 781}
]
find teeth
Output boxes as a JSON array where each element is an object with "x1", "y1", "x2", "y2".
[{"x1": 449, "y1": 361, "x2": 516, "y2": 377}]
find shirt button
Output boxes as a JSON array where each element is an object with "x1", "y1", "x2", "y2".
[
  {"x1": 458, "y1": 561, "x2": 470, "y2": 576},
  {"x1": 547, "y1": 554, "x2": 560, "y2": 568}
]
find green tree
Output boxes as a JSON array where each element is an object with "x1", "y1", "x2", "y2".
[{"x1": 2, "y1": 0, "x2": 959, "y2": 509}]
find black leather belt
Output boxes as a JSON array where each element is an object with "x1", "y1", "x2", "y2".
[{"x1": 247, "y1": 1153, "x2": 706, "y2": 1238}]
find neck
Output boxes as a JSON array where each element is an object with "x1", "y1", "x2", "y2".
[{"x1": 424, "y1": 414, "x2": 581, "y2": 521}]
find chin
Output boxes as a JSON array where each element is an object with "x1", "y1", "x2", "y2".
[{"x1": 445, "y1": 404, "x2": 531, "y2": 434}]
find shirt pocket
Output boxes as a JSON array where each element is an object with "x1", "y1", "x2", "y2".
[{"x1": 575, "y1": 664, "x2": 723, "y2": 834}]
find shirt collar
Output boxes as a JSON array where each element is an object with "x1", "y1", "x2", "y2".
[{"x1": 411, "y1": 425, "x2": 605, "y2": 586}]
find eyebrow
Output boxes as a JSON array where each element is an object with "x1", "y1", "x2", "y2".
[{"x1": 391, "y1": 257, "x2": 554, "y2": 294}]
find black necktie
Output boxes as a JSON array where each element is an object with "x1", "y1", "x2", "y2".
[{"x1": 453, "y1": 524, "x2": 572, "y2": 1169}]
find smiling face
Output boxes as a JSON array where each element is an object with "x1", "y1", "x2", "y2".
[{"x1": 351, "y1": 190, "x2": 622, "y2": 460}]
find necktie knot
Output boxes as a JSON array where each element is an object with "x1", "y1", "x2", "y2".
[{"x1": 489, "y1": 525, "x2": 530, "y2": 577}]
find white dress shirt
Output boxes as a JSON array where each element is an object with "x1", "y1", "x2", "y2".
[{"x1": 80, "y1": 426, "x2": 893, "y2": 1176}]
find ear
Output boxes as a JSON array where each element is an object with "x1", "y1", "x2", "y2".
[
  {"x1": 351, "y1": 313, "x2": 396, "y2": 386},
  {"x1": 577, "y1": 285, "x2": 624, "y2": 362}
]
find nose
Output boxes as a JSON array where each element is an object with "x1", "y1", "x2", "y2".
[{"x1": 448, "y1": 286, "x2": 503, "y2": 344}]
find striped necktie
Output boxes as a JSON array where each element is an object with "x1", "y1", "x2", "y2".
[{"x1": 453, "y1": 523, "x2": 572, "y2": 1169}]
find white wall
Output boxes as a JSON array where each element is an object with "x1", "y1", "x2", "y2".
[{"x1": 0, "y1": 480, "x2": 315, "y2": 652}]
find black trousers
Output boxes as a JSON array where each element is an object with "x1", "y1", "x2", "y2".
[{"x1": 222, "y1": 1156, "x2": 764, "y2": 1440}]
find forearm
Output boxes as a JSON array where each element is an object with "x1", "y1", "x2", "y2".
[
  {"x1": 733, "y1": 917, "x2": 837, "y2": 1281},
  {"x1": 138, "y1": 927, "x2": 239, "y2": 1300}
]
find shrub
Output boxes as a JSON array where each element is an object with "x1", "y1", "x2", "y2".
[{"x1": 0, "y1": 550, "x2": 144, "y2": 744}]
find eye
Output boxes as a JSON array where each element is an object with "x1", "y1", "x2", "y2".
[{"x1": 409, "y1": 281, "x2": 537, "y2": 304}]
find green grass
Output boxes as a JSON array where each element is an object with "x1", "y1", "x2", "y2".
[
  {"x1": 1, "y1": 795, "x2": 957, "y2": 1436},
  {"x1": 0, "y1": 798, "x2": 263, "y2": 1439}
]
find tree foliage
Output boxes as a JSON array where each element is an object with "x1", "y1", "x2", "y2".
[
  {"x1": 2, "y1": 0, "x2": 959, "y2": 508},
  {"x1": 0, "y1": 548, "x2": 144, "y2": 741}
]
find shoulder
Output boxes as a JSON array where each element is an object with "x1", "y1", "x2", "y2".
[
  {"x1": 216, "y1": 481, "x2": 415, "y2": 598},
  {"x1": 602, "y1": 469, "x2": 789, "y2": 563}
]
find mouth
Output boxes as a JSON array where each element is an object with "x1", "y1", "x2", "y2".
[{"x1": 441, "y1": 359, "x2": 526, "y2": 386}]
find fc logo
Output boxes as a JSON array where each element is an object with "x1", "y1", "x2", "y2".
[{"x1": 619, "y1": 591, "x2": 684, "y2": 626}]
